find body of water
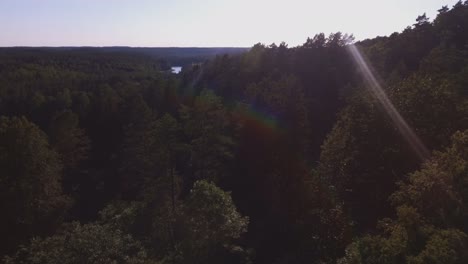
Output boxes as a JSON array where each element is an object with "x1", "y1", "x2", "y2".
[{"x1": 171, "y1": 66, "x2": 182, "y2": 74}]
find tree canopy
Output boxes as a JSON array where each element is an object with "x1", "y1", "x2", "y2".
[{"x1": 1, "y1": 2, "x2": 468, "y2": 263}]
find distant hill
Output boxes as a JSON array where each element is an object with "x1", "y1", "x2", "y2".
[
  {"x1": 0, "y1": 47, "x2": 249, "y2": 66},
  {"x1": 104, "y1": 47, "x2": 249, "y2": 66}
]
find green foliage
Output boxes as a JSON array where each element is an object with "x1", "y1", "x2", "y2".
[
  {"x1": 0, "y1": 116, "x2": 70, "y2": 253},
  {"x1": 391, "y1": 130, "x2": 468, "y2": 229},
  {"x1": 408, "y1": 229, "x2": 468, "y2": 264},
  {"x1": 152, "y1": 113, "x2": 186, "y2": 173},
  {"x1": 183, "y1": 180, "x2": 249, "y2": 241},
  {"x1": 181, "y1": 90, "x2": 234, "y2": 182},
  {"x1": 318, "y1": 91, "x2": 413, "y2": 229},
  {"x1": 3, "y1": 222, "x2": 151, "y2": 264},
  {"x1": 245, "y1": 74, "x2": 309, "y2": 151},
  {"x1": 98, "y1": 201, "x2": 143, "y2": 233},
  {"x1": 390, "y1": 74, "x2": 468, "y2": 149},
  {"x1": 1, "y1": 3, "x2": 468, "y2": 263},
  {"x1": 319, "y1": 66, "x2": 467, "y2": 230},
  {"x1": 118, "y1": 95, "x2": 158, "y2": 197},
  {"x1": 340, "y1": 130, "x2": 468, "y2": 264},
  {"x1": 49, "y1": 110, "x2": 90, "y2": 169},
  {"x1": 175, "y1": 180, "x2": 249, "y2": 263}
]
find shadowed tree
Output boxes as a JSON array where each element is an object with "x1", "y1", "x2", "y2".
[
  {"x1": 176, "y1": 180, "x2": 250, "y2": 264},
  {"x1": 3, "y1": 222, "x2": 151, "y2": 264},
  {"x1": 180, "y1": 89, "x2": 234, "y2": 183},
  {"x1": 48, "y1": 110, "x2": 90, "y2": 170},
  {"x1": 339, "y1": 130, "x2": 468, "y2": 264},
  {"x1": 0, "y1": 116, "x2": 70, "y2": 254}
]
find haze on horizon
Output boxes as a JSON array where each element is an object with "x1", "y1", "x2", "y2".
[{"x1": 0, "y1": 0, "x2": 460, "y2": 47}]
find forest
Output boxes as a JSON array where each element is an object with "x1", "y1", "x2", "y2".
[{"x1": 0, "y1": 2, "x2": 468, "y2": 264}]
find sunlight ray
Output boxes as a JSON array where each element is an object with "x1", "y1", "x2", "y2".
[{"x1": 347, "y1": 44, "x2": 430, "y2": 161}]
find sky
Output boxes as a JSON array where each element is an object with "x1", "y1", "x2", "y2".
[{"x1": 0, "y1": 0, "x2": 461, "y2": 47}]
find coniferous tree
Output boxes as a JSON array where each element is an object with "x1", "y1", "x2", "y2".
[{"x1": 0, "y1": 116, "x2": 70, "y2": 254}]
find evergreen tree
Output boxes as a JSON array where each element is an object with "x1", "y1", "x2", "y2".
[{"x1": 0, "y1": 116, "x2": 70, "y2": 254}]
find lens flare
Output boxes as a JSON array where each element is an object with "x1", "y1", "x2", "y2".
[
  {"x1": 236, "y1": 104, "x2": 281, "y2": 135},
  {"x1": 347, "y1": 44, "x2": 430, "y2": 161}
]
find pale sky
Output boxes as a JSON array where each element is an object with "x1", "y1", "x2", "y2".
[{"x1": 0, "y1": 0, "x2": 460, "y2": 47}]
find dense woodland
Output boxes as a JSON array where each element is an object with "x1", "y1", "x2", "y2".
[{"x1": 1, "y1": 2, "x2": 468, "y2": 264}]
